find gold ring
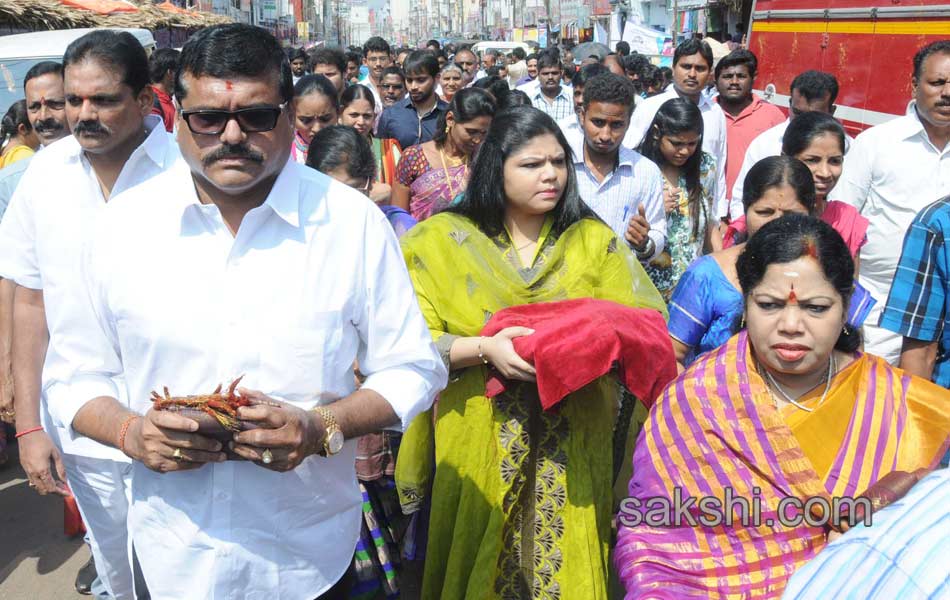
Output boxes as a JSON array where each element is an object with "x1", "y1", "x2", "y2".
[
  {"x1": 172, "y1": 448, "x2": 183, "y2": 461},
  {"x1": 261, "y1": 449, "x2": 273, "y2": 465}
]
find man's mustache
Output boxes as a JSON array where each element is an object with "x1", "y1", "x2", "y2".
[
  {"x1": 73, "y1": 120, "x2": 110, "y2": 136},
  {"x1": 202, "y1": 143, "x2": 264, "y2": 166},
  {"x1": 33, "y1": 118, "x2": 65, "y2": 134}
]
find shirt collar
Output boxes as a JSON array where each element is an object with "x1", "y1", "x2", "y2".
[
  {"x1": 177, "y1": 157, "x2": 302, "y2": 229},
  {"x1": 666, "y1": 84, "x2": 713, "y2": 109},
  {"x1": 534, "y1": 86, "x2": 570, "y2": 102},
  {"x1": 65, "y1": 114, "x2": 168, "y2": 166},
  {"x1": 399, "y1": 95, "x2": 447, "y2": 115},
  {"x1": 572, "y1": 141, "x2": 637, "y2": 171},
  {"x1": 893, "y1": 103, "x2": 928, "y2": 141}
]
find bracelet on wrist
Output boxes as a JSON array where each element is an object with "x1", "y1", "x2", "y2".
[
  {"x1": 15, "y1": 425, "x2": 43, "y2": 439},
  {"x1": 477, "y1": 337, "x2": 490, "y2": 365},
  {"x1": 117, "y1": 415, "x2": 140, "y2": 457}
]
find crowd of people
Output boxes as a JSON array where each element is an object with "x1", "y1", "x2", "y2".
[{"x1": 0, "y1": 22, "x2": 947, "y2": 600}]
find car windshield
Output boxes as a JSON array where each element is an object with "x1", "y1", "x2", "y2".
[{"x1": 0, "y1": 58, "x2": 50, "y2": 116}]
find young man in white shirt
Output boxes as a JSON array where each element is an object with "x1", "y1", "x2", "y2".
[
  {"x1": 0, "y1": 31, "x2": 178, "y2": 599},
  {"x1": 566, "y1": 73, "x2": 666, "y2": 262},
  {"x1": 838, "y1": 40, "x2": 950, "y2": 364},
  {"x1": 730, "y1": 70, "x2": 846, "y2": 215},
  {"x1": 555, "y1": 63, "x2": 609, "y2": 139},
  {"x1": 625, "y1": 39, "x2": 728, "y2": 219},
  {"x1": 49, "y1": 24, "x2": 446, "y2": 599}
]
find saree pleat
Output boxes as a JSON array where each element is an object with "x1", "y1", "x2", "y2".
[
  {"x1": 615, "y1": 332, "x2": 950, "y2": 598},
  {"x1": 396, "y1": 212, "x2": 667, "y2": 600}
]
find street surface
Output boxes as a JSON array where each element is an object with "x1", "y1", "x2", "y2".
[{"x1": 0, "y1": 443, "x2": 88, "y2": 600}]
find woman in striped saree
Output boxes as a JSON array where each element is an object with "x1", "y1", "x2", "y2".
[{"x1": 614, "y1": 215, "x2": 950, "y2": 599}]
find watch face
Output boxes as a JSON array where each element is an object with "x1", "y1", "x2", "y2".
[{"x1": 328, "y1": 431, "x2": 345, "y2": 454}]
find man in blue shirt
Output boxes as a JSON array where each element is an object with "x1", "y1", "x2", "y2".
[
  {"x1": 879, "y1": 196, "x2": 950, "y2": 387},
  {"x1": 376, "y1": 51, "x2": 447, "y2": 150}
]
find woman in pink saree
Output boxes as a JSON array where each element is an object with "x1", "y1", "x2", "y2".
[{"x1": 391, "y1": 88, "x2": 496, "y2": 221}]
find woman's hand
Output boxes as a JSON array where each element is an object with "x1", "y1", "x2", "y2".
[
  {"x1": 663, "y1": 185, "x2": 681, "y2": 215},
  {"x1": 369, "y1": 182, "x2": 392, "y2": 205},
  {"x1": 484, "y1": 327, "x2": 536, "y2": 382}
]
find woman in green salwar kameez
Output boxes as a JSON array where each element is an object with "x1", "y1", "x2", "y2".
[{"x1": 396, "y1": 107, "x2": 667, "y2": 600}]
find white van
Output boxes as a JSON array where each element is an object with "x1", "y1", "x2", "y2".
[
  {"x1": 471, "y1": 41, "x2": 532, "y2": 57},
  {"x1": 0, "y1": 28, "x2": 156, "y2": 113}
]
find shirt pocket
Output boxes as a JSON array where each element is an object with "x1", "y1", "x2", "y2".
[{"x1": 257, "y1": 310, "x2": 343, "y2": 403}]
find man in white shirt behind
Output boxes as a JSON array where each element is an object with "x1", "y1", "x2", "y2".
[
  {"x1": 565, "y1": 73, "x2": 667, "y2": 263},
  {"x1": 730, "y1": 70, "x2": 847, "y2": 216},
  {"x1": 625, "y1": 39, "x2": 728, "y2": 219},
  {"x1": 0, "y1": 30, "x2": 178, "y2": 599},
  {"x1": 48, "y1": 24, "x2": 447, "y2": 600},
  {"x1": 838, "y1": 40, "x2": 950, "y2": 364}
]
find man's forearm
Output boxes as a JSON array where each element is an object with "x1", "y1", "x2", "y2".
[
  {"x1": 324, "y1": 388, "x2": 399, "y2": 440},
  {"x1": 899, "y1": 337, "x2": 938, "y2": 381},
  {"x1": 0, "y1": 279, "x2": 13, "y2": 372},
  {"x1": 12, "y1": 286, "x2": 48, "y2": 429},
  {"x1": 72, "y1": 395, "x2": 133, "y2": 449}
]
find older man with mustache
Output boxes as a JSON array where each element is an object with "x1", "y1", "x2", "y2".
[
  {"x1": 45, "y1": 24, "x2": 444, "y2": 599},
  {"x1": 0, "y1": 30, "x2": 177, "y2": 599}
]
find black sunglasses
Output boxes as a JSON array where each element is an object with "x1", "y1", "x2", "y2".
[{"x1": 180, "y1": 104, "x2": 286, "y2": 135}]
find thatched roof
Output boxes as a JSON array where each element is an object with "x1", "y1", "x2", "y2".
[{"x1": 0, "y1": 0, "x2": 230, "y2": 32}]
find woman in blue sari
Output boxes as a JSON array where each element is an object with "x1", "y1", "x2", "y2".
[{"x1": 668, "y1": 156, "x2": 874, "y2": 367}]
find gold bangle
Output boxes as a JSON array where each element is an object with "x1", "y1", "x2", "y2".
[{"x1": 477, "y1": 337, "x2": 490, "y2": 365}]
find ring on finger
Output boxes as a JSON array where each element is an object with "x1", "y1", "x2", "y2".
[
  {"x1": 172, "y1": 448, "x2": 183, "y2": 462},
  {"x1": 261, "y1": 449, "x2": 274, "y2": 465}
]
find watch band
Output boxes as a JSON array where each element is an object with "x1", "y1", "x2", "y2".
[{"x1": 313, "y1": 406, "x2": 342, "y2": 456}]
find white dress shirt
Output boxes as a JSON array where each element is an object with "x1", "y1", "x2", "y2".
[
  {"x1": 731, "y1": 119, "x2": 853, "y2": 217},
  {"x1": 556, "y1": 113, "x2": 582, "y2": 142},
  {"x1": 625, "y1": 86, "x2": 728, "y2": 218},
  {"x1": 839, "y1": 105, "x2": 950, "y2": 363},
  {"x1": 566, "y1": 130, "x2": 667, "y2": 259},
  {"x1": 47, "y1": 157, "x2": 447, "y2": 599},
  {"x1": 0, "y1": 115, "x2": 175, "y2": 460}
]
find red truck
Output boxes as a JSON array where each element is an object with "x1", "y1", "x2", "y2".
[{"x1": 746, "y1": 0, "x2": 950, "y2": 134}]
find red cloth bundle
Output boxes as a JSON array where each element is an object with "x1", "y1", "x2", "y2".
[
  {"x1": 64, "y1": 486, "x2": 86, "y2": 537},
  {"x1": 481, "y1": 298, "x2": 677, "y2": 410}
]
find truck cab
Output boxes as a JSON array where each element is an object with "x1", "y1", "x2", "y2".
[{"x1": 747, "y1": 0, "x2": 950, "y2": 134}]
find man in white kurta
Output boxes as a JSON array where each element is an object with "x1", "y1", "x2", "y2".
[
  {"x1": 46, "y1": 24, "x2": 446, "y2": 600},
  {"x1": 624, "y1": 39, "x2": 728, "y2": 219},
  {"x1": 0, "y1": 31, "x2": 178, "y2": 599},
  {"x1": 838, "y1": 42, "x2": 950, "y2": 364}
]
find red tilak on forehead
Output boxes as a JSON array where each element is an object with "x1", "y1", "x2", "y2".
[
  {"x1": 788, "y1": 284, "x2": 798, "y2": 304},
  {"x1": 225, "y1": 80, "x2": 233, "y2": 91}
]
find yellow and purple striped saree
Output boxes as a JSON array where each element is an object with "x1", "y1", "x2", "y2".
[{"x1": 614, "y1": 331, "x2": 950, "y2": 599}]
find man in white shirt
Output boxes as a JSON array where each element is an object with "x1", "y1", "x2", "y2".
[
  {"x1": 529, "y1": 49, "x2": 575, "y2": 122},
  {"x1": 625, "y1": 39, "x2": 728, "y2": 219},
  {"x1": 48, "y1": 24, "x2": 446, "y2": 599},
  {"x1": 566, "y1": 73, "x2": 666, "y2": 262},
  {"x1": 838, "y1": 40, "x2": 950, "y2": 364},
  {"x1": 555, "y1": 63, "x2": 610, "y2": 139},
  {"x1": 0, "y1": 31, "x2": 178, "y2": 599},
  {"x1": 730, "y1": 70, "x2": 846, "y2": 215}
]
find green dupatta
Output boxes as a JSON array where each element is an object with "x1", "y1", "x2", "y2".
[{"x1": 396, "y1": 212, "x2": 666, "y2": 600}]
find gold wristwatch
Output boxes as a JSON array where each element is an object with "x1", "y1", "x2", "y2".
[{"x1": 313, "y1": 406, "x2": 344, "y2": 456}]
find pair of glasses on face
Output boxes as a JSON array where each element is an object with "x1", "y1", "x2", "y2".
[{"x1": 180, "y1": 103, "x2": 285, "y2": 135}]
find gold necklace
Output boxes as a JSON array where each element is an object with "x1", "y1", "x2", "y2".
[{"x1": 439, "y1": 146, "x2": 467, "y2": 200}]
